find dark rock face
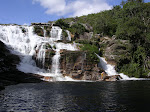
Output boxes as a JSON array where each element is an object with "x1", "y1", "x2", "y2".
[
  {"x1": 60, "y1": 50, "x2": 104, "y2": 81},
  {"x1": 0, "y1": 41, "x2": 43, "y2": 91}
]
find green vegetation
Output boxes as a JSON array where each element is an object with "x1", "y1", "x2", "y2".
[
  {"x1": 33, "y1": 26, "x2": 44, "y2": 37},
  {"x1": 115, "y1": 1, "x2": 150, "y2": 77},
  {"x1": 79, "y1": 44, "x2": 99, "y2": 63},
  {"x1": 49, "y1": 51, "x2": 55, "y2": 56},
  {"x1": 62, "y1": 30, "x2": 68, "y2": 38},
  {"x1": 68, "y1": 23, "x2": 88, "y2": 35},
  {"x1": 54, "y1": 19, "x2": 69, "y2": 29},
  {"x1": 56, "y1": 0, "x2": 150, "y2": 77},
  {"x1": 21, "y1": 28, "x2": 26, "y2": 33},
  {"x1": 53, "y1": 45, "x2": 56, "y2": 49},
  {"x1": 55, "y1": 19, "x2": 89, "y2": 41}
]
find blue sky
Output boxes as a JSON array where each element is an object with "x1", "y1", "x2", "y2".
[{"x1": 0, "y1": 0, "x2": 149, "y2": 25}]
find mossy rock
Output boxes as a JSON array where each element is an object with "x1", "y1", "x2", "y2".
[{"x1": 33, "y1": 26, "x2": 44, "y2": 37}]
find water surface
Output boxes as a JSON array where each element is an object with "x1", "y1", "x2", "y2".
[{"x1": 0, "y1": 81, "x2": 150, "y2": 112}]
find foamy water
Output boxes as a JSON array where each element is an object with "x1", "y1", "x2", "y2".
[
  {"x1": 0, "y1": 25, "x2": 77, "y2": 81},
  {"x1": 95, "y1": 53, "x2": 144, "y2": 80}
]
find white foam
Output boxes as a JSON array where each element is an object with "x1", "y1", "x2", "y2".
[
  {"x1": 66, "y1": 30, "x2": 71, "y2": 41},
  {"x1": 95, "y1": 53, "x2": 142, "y2": 80},
  {"x1": 0, "y1": 25, "x2": 78, "y2": 81}
]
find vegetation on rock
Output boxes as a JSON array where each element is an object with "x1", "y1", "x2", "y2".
[
  {"x1": 79, "y1": 44, "x2": 99, "y2": 63},
  {"x1": 33, "y1": 26, "x2": 44, "y2": 37},
  {"x1": 55, "y1": 0, "x2": 150, "y2": 77}
]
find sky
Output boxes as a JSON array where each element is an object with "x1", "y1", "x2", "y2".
[{"x1": 0, "y1": 0, "x2": 149, "y2": 25}]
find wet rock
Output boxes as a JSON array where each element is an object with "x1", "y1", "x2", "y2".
[
  {"x1": 0, "y1": 41, "x2": 43, "y2": 90},
  {"x1": 103, "y1": 75, "x2": 122, "y2": 81},
  {"x1": 60, "y1": 51, "x2": 103, "y2": 81},
  {"x1": 34, "y1": 46, "x2": 55, "y2": 70},
  {"x1": 43, "y1": 76, "x2": 53, "y2": 81}
]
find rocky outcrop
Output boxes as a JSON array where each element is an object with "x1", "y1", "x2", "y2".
[
  {"x1": 79, "y1": 32, "x2": 93, "y2": 40},
  {"x1": 99, "y1": 37, "x2": 132, "y2": 65},
  {"x1": 33, "y1": 25, "x2": 52, "y2": 37},
  {"x1": 60, "y1": 50, "x2": 104, "y2": 81},
  {"x1": 31, "y1": 23, "x2": 51, "y2": 26},
  {"x1": 0, "y1": 41, "x2": 43, "y2": 91},
  {"x1": 35, "y1": 48, "x2": 55, "y2": 70}
]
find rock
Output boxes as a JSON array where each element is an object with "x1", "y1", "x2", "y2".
[
  {"x1": 60, "y1": 49, "x2": 66, "y2": 54},
  {"x1": 104, "y1": 39, "x2": 131, "y2": 61},
  {"x1": 103, "y1": 75, "x2": 122, "y2": 81},
  {"x1": 99, "y1": 37, "x2": 132, "y2": 68},
  {"x1": 31, "y1": 23, "x2": 51, "y2": 26},
  {"x1": 81, "y1": 23, "x2": 93, "y2": 31},
  {"x1": 0, "y1": 41, "x2": 43, "y2": 91},
  {"x1": 43, "y1": 76, "x2": 53, "y2": 81},
  {"x1": 79, "y1": 32, "x2": 93, "y2": 40},
  {"x1": 34, "y1": 47, "x2": 55, "y2": 70},
  {"x1": 60, "y1": 51, "x2": 103, "y2": 81}
]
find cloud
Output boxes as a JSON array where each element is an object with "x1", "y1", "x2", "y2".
[{"x1": 33, "y1": 0, "x2": 112, "y2": 17}]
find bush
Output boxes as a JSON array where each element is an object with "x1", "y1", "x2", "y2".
[
  {"x1": 80, "y1": 44, "x2": 99, "y2": 63},
  {"x1": 62, "y1": 30, "x2": 68, "y2": 38},
  {"x1": 68, "y1": 23, "x2": 88, "y2": 35},
  {"x1": 54, "y1": 19, "x2": 69, "y2": 29},
  {"x1": 33, "y1": 26, "x2": 44, "y2": 37}
]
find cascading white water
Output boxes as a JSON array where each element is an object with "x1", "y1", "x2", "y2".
[
  {"x1": 50, "y1": 26, "x2": 62, "y2": 40},
  {"x1": 41, "y1": 26, "x2": 46, "y2": 37},
  {"x1": 51, "y1": 49, "x2": 61, "y2": 75},
  {"x1": 0, "y1": 25, "x2": 77, "y2": 81},
  {"x1": 36, "y1": 43, "x2": 46, "y2": 68},
  {"x1": 95, "y1": 53, "x2": 140, "y2": 80},
  {"x1": 66, "y1": 30, "x2": 71, "y2": 41}
]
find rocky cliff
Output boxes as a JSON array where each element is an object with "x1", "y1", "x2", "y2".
[{"x1": 60, "y1": 50, "x2": 103, "y2": 81}]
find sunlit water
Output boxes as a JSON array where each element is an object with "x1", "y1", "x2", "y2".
[
  {"x1": 0, "y1": 81, "x2": 150, "y2": 112},
  {"x1": 0, "y1": 25, "x2": 77, "y2": 81}
]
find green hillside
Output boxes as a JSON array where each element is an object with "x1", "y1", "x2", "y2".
[{"x1": 52, "y1": 0, "x2": 150, "y2": 78}]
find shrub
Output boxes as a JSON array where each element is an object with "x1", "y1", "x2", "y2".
[
  {"x1": 54, "y1": 19, "x2": 69, "y2": 29},
  {"x1": 80, "y1": 44, "x2": 99, "y2": 63},
  {"x1": 33, "y1": 26, "x2": 44, "y2": 37}
]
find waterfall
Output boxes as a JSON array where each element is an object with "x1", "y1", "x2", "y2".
[
  {"x1": 41, "y1": 26, "x2": 46, "y2": 37},
  {"x1": 0, "y1": 25, "x2": 77, "y2": 81},
  {"x1": 95, "y1": 53, "x2": 137, "y2": 80},
  {"x1": 50, "y1": 26, "x2": 62, "y2": 40},
  {"x1": 36, "y1": 43, "x2": 46, "y2": 68},
  {"x1": 66, "y1": 30, "x2": 71, "y2": 41},
  {"x1": 51, "y1": 49, "x2": 61, "y2": 75}
]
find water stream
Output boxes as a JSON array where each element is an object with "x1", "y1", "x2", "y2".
[
  {"x1": 0, "y1": 25, "x2": 77, "y2": 81},
  {"x1": 96, "y1": 53, "x2": 141, "y2": 80},
  {"x1": 0, "y1": 25, "x2": 144, "y2": 81}
]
